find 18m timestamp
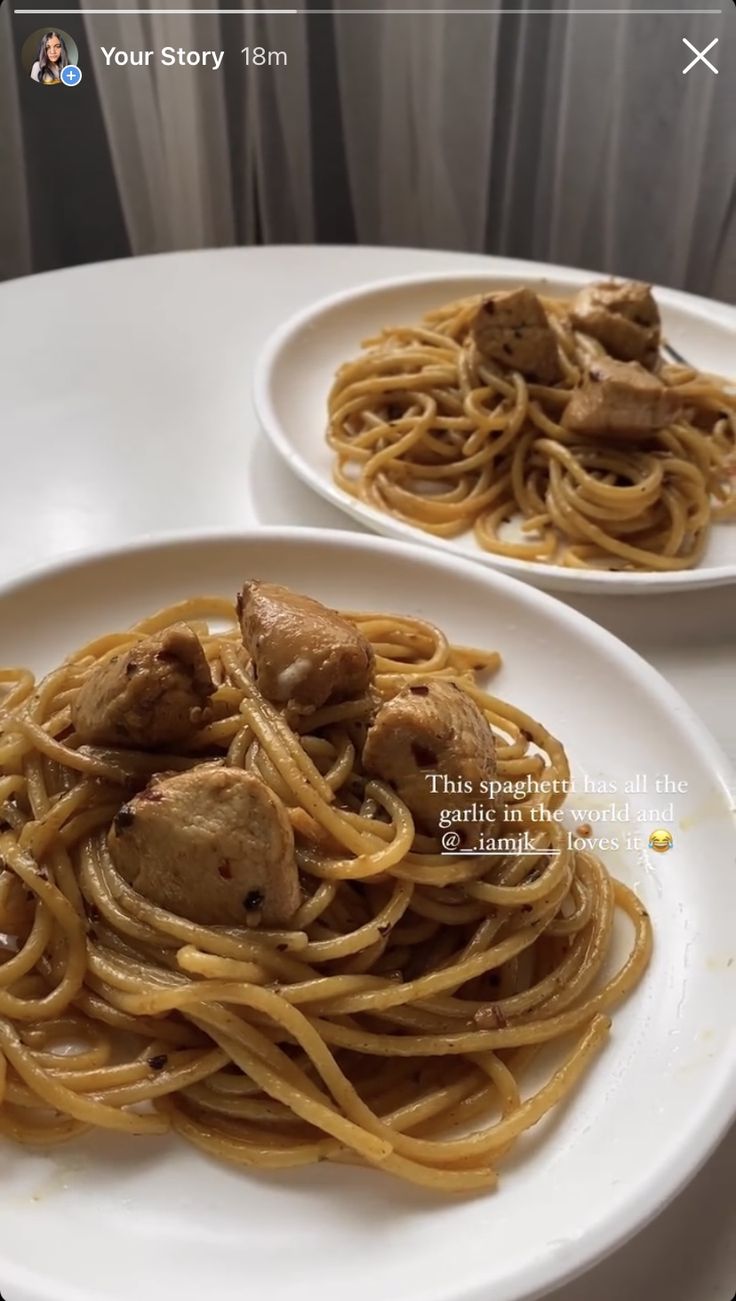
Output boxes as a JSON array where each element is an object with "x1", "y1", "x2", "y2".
[{"x1": 241, "y1": 46, "x2": 287, "y2": 67}]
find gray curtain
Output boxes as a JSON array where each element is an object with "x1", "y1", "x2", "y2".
[{"x1": 2, "y1": 0, "x2": 734, "y2": 298}]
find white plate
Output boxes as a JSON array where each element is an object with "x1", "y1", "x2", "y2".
[
  {"x1": 1, "y1": 528, "x2": 735, "y2": 1301},
  {"x1": 253, "y1": 268, "x2": 736, "y2": 595}
]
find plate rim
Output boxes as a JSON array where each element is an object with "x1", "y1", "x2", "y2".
[
  {"x1": 1, "y1": 524, "x2": 735, "y2": 1301},
  {"x1": 252, "y1": 267, "x2": 736, "y2": 595}
]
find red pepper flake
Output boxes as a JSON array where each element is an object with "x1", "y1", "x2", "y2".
[{"x1": 138, "y1": 786, "x2": 164, "y2": 803}]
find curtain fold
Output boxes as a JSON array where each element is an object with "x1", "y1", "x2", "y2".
[
  {"x1": 0, "y1": 6, "x2": 32, "y2": 280},
  {"x1": 238, "y1": 11, "x2": 316, "y2": 243},
  {"x1": 80, "y1": 0, "x2": 236, "y2": 252},
  {"x1": 1, "y1": 1, "x2": 733, "y2": 299}
]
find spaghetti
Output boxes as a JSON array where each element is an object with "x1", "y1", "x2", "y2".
[
  {"x1": 327, "y1": 285, "x2": 736, "y2": 571},
  {"x1": 0, "y1": 596, "x2": 652, "y2": 1192}
]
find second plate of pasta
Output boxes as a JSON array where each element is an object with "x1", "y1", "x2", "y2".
[{"x1": 254, "y1": 265, "x2": 736, "y2": 593}]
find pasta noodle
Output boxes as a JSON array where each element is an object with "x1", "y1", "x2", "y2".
[
  {"x1": 0, "y1": 598, "x2": 652, "y2": 1192},
  {"x1": 327, "y1": 288, "x2": 735, "y2": 571}
]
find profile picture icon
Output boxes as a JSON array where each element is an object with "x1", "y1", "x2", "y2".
[{"x1": 23, "y1": 28, "x2": 81, "y2": 87}]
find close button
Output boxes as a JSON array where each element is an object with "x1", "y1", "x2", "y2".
[{"x1": 682, "y1": 37, "x2": 719, "y2": 75}]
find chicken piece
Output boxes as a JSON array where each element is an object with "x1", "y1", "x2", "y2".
[
  {"x1": 562, "y1": 356, "x2": 681, "y2": 439},
  {"x1": 108, "y1": 766, "x2": 299, "y2": 926},
  {"x1": 362, "y1": 680, "x2": 497, "y2": 837},
  {"x1": 237, "y1": 581, "x2": 375, "y2": 712},
  {"x1": 570, "y1": 280, "x2": 661, "y2": 369},
  {"x1": 471, "y1": 287, "x2": 562, "y2": 385},
  {"x1": 71, "y1": 625, "x2": 214, "y2": 750}
]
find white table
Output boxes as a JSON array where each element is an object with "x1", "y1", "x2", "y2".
[{"x1": 1, "y1": 246, "x2": 734, "y2": 1301}]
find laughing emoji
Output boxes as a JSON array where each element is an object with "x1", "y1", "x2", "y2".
[{"x1": 649, "y1": 828, "x2": 673, "y2": 853}]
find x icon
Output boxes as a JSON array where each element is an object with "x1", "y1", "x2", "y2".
[{"x1": 682, "y1": 37, "x2": 719, "y2": 75}]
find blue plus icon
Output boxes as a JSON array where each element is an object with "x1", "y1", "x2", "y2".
[{"x1": 61, "y1": 65, "x2": 82, "y2": 87}]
